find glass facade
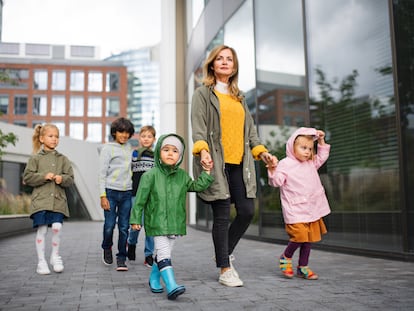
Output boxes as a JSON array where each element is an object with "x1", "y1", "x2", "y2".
[
  {"x1": 187, "y1": 0, "x2": 414, "y2": 259},
  {"x1": 105, "y1": 48, "x2": 160, "y2": 132}
]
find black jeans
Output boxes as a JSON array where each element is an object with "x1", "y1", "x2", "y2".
[{"x1": 211, "y1": 164, "x2": 254, "y2": 268}]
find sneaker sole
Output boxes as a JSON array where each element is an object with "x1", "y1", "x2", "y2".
[
  {"x1": 116, "y1": 267, "x2": 128, "y2": 271},
  {"x1": 218, "y1": 279, "x2": 243, "y2": 287},
  {"x1": 102, "y1": 254, "x2": 113, "y2": 266},
  {"x1": 37, "y1": 269, "x2": 51, "y2": 275}
]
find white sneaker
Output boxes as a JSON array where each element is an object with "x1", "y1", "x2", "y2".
[
  {"x1": 50, "y1": 255, "x2": 64, "y2": 273},
  {"x1": 36, "y1": 260, "x2": 51, "y2": 275},
  {"x1": 229, "y1": 254, "x2": 239, "y2": 278},
  {"x1": 218, "y1": 269, "x2": 243, "y2": 287}
]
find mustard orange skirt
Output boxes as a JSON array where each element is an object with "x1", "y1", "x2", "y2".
[{"x1": 285, "y1": 218, "x2": 327, "y2": 243}]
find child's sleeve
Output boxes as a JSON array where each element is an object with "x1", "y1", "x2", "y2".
[
  {"x1": 268, "y1": 166, "x2": 286, "y2": 188},
  {"x1": 23, "y1": 157, "x2": 46, "y2": 187},
  {"x1": 186, "y1": 171, "x2": 214, "y2": 192},
  {"x1": 130, "y1": 172, "x2": 152, "y2": 225},
  {"x1": 60, "y1": 156, "x2": 74, "y2": 187},
  {"x1": 98, "y1": 145, "x2": 110, "y2": 197}
]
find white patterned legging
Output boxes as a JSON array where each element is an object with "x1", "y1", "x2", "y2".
[{"x1": 153, "y1": 235, "x2": 179, "y2": 262}]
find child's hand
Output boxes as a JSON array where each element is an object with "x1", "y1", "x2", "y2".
[
  {"x1": 53, "y1": 175, "x2": 62, "y2": 184},
  {"x1": 45, "y1": 172, "x2": 55, "y2": 181},
  {"x1": 131, "y1": 224, "x2": 141, "y2": 230},
  {"x1": 100, "y1": 197, "x2": 110, "y2": 211},
  {"x1": 316, "y1": 130, "x2": 326, "y2": 145},
  {"x1": 261, "y1": 152, "x2": 278, "y2": 168},
  {"x1": 201, "y1": 160, "x2": 213, "y2": 172}
]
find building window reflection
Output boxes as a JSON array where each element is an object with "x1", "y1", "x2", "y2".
[
  {"x1": 51, "y1": 96, "x2": 66, "y2": 116},
  {"x1": 0, "y1": 95, "x2": 9, "y2": 114},
  {"x1": 33, "y1": 70, "x2": 48, "y2": 90},
  {"x1": 106, "y1": 72, "x2": 119, "y2": 92},
  {"x1": 52, "y1": 70, "x2": 66, "y2": 90},
  {"x1": 88, "y1": 72, "x2": 103, "y2": 92},
  {"x1": 70, "y1": 71, "x2": 85, "y2": 91},
  {"x1": 14, "y1": 95, "x2": 27, "y2": 115},
  {"x1": 87, "y1": 123, "x2": 102, "y2": 142},
  {"x1": 106, "y1": 97, "x2": 120, "y2": 116},
  {"x1": 69, "y1": 122, "x2": 84, "y2": 140},
  {"x1": 33, "y1": 95, "x2": 47, "y2": 116},
  {"x1": 70, "y1": 96, "x2": 84, "y2": 116},
  {"x1": 88, "y1": 96, "x2": 102, "y2": 117}
]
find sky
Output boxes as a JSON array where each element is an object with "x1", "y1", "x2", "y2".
[{"x1": 2, "y1": 0, "x2": 162, "y2": 59}]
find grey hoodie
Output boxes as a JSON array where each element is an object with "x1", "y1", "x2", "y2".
[{"x1": 98, "y1": 142, "x2": 132, "y2": 196}]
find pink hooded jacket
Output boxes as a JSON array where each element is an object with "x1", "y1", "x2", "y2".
[{"x1": 268, "y1": 127, "x2": 331, "y2": 224}]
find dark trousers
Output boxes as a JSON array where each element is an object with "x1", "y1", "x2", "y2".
[{"x1": 211, "y1": 164, "x2": 254, "y2": 268}]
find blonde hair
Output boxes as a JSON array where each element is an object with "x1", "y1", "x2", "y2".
[
  {"x1": 202, "y1": 45, "x2": 243, "y2": 101},
  {"x1": 32, "y1": 123, "x2": 59, "y2": 154},
  {"x1": 140, "y1": 125, "x2": 156, "y2": 137},
  {"x1": 294, "y1": 135, "x2": 315, "y2": 160}
]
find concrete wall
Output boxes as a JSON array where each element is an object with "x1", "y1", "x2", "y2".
[{"x1": 0, "y1": 123, "x2": 103, "y2": 220}]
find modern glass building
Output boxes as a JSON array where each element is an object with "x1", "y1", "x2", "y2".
[
  {"x1": 182, "y1": 0, "x2": 414, "y2": 260},
  {"x1": 106, "y1": 47, "x2": 160, "y2": 133}
]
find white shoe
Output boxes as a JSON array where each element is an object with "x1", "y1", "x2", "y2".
[
  {"x1": 50, "y1": 255, "x2": 64, "y2": 273},
  {"x1": 218, "y1": 269, "x2": 243, "y2": 287},
  {"x1": 37, "y1": 260, "x2": 51, "y2": 275},
  {"x1": 229, "y1": 254, "x2": 239, "y2": 278}
]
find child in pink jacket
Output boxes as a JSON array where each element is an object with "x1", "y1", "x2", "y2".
[{"x1": 268, "y1": 127, "x2": 331, "y2": 280}]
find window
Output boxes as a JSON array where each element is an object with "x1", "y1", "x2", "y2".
[
  {"x1": 51, "y1": 96, "x2": 66, "y2": 116},
  {"x1": 69, "y1": 122, "x2": 84, "y2": 140},
  {"x1": 33, "y1": 95, "x2": 47, "y2": 115},
  {"x1": 88, "y1": 72, "x2": 103, "y2": 92},
  {"x1": 87, "y1": 123, "x2": 102, "y2": 142},
  {"x1": 0, "y1": 95, "x2": 8, "y2": 114},
  {"x1": 70, "y1": 71, "x2": 85, "y2": 91},
  {"x1": 106, "y1": 72, "x2": 119, "y2": 92},
  {"x1": 14, "y1": 96, "x2": 27, "y2": 115},
  {"x1": 33, "y1": 70, "x2": 48, "y2": 90},
  {"x1": 70, "y1": 96, "x2": 84, "y2": 116},
  {"x1": 52, "y1": 70, "x2": 66, "y2": 90},
  {"x1": 106, "y1": 97, "x2": 120, "y2": 116},
  {"x1": 88, "y1": 97, "x2": 102, "y2": 117}
]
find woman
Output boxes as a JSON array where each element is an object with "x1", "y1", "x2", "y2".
[{"x1": 191, "y1": 45, "x2": 277, "y2": 287}]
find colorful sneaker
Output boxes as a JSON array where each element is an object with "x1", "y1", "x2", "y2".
[
  {"x1": 144, "y1": 255, "x2": 153, "y2": 267},
  {"x1": 127, "y1": 244, "x2": 136, "y2": 261},
  {"x1": 116, "y1": 258, "x2": 128, "y2": 271},
  {"x1": 279, "y1": 254, "x2": 294, "y2": 278},
  {"x1": 219, "y1": 269, "x2": 243, "y2": 287},
  {"x1": 102, "y1": 248, "x2": 113, "y2": 265},
  {"x1": 36, "y1": 260, "x2": 51, "y2": 275},
  {"x1": 50, "y1": 255, "x2": 64, "y2": 273},
  {"x1": 297, "y1": 266, "x2": 318, "y2": 280}
]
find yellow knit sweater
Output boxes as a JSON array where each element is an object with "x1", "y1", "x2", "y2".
[{"x1": 215, "y1": 90, "x2": 245, "y2": 164}]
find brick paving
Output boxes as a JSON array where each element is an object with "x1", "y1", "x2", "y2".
[{"x1": 1, "y1": 221, "x2": 413, "y2": 311}]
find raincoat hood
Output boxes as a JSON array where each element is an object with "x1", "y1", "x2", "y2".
[
  {"x1": 286, "y1": 127, "x2": 318, "y2": 160},
  {"x1": 154, "y1": 133, "x2": 186, "y2": 173}
]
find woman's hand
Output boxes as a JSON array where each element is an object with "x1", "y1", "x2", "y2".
[{"x1": 200, "y1": 149, "x2": 213, "y2": 168}]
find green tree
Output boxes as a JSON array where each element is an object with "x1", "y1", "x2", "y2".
[{"x1": 0, "y1": 71, "x2": 19, "y2": 158}]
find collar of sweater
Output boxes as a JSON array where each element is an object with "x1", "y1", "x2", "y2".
[{"x1": 214, "y1": 80, "x2": 229, "y2": 94}]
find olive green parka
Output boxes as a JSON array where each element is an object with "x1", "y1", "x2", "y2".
[
  {"x1": 191, "y1": 85, "x2": 267, "y2": 202},
  {"x1": 129, "y1": 134, "x2": 214, "y2": 236},
  {"x1": 23, "y1": 149, "x2": 74, "y2": 218}
]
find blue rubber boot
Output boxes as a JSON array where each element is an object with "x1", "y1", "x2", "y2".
[
  {"x1": 149, "y1": 263, "x2": 164, "y2": 293},
  {"x1": 158, "y1": 260, "x2": 185, "y2": 300}
]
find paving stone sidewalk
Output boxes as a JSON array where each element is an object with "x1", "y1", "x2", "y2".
[{"x1": 0, "y1": 221, "x2": 413, "y2": 311}]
